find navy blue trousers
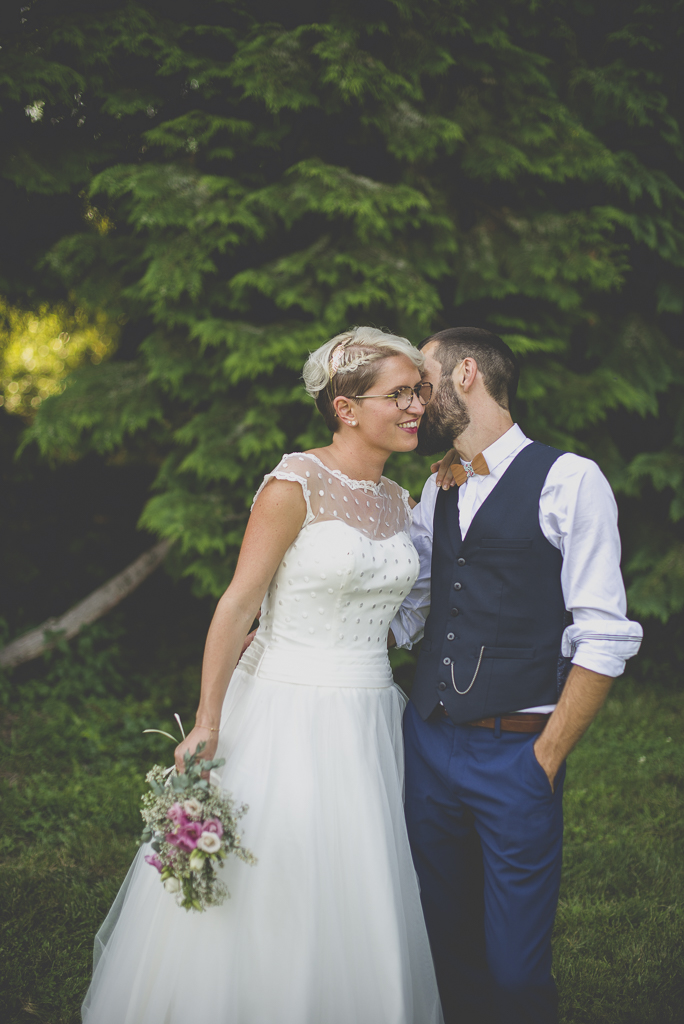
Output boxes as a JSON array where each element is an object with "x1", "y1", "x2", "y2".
[{"x1": 404, "y1": 701, "x2": 565, "y2": 1024}]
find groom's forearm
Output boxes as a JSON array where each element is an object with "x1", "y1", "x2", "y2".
[{"x1": 534, "y1": 665, "x2": 614, "y2": 789}]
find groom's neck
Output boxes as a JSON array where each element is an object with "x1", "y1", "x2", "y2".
[{"x1": 453, "y1": 405, "x2": 514, "y2": 463}]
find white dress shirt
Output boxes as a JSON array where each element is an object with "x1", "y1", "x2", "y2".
[{"x1": 392, "y1": 424, "x2": 643, "y2": 712}]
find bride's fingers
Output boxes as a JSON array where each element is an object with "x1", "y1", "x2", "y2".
[
  {"x1": 174, "y1": 730, "x2": 217, "y2": 774},
  {"x1": 432, "y1": 449, "x2": 458, "y2": 489},
  {"x1": 430, "y1": 449, "x2": 457, "y2": 475},
  {"x1": 174, "y1": 736, "x2": 195, "y2": 773},
  {"x1": 437, "y1": 465, "x2": 457, "y2": 490}
]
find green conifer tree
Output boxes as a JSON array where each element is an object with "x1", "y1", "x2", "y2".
[{"x1": 2, "y1": 0, "x2": 682, "y2": 622}]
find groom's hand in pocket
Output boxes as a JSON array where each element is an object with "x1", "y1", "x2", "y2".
[{"x1": 533, "y1": 665, "x2": 614, "y2": 793}]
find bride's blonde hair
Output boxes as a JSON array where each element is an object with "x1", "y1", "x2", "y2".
[{"x1": 303, "y1": 326, "x2": 423, "y2": 431}]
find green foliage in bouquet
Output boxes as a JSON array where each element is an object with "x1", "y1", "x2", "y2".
[
  {"x1": 2, "y1": 0, "x2": 683, "y2": 622},
  {"x1": 141, "y1": 741, "x2": 256, "y2": 912}
]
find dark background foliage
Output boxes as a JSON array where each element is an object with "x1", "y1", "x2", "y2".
[{"x1": 1, "y1": 0, "x2": 683, "y2": 638}]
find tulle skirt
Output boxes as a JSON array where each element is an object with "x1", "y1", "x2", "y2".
[{"x1": 82, "y1": 651, "x2": 443, "y2": 1024}]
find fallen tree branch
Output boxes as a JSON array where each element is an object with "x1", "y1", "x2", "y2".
[{"x1": 0, "y1": 539, "x2": 173, "y2": 670}]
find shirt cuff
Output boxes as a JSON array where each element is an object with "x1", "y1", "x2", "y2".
[
  {"x1": 390, "y1": 615, "x2": 423, "y2": 651},
  {"x1": 562, "y1": 619, "x2": 644, "y2": 678}
]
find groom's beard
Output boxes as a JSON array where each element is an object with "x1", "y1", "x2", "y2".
[{"x1": 416, "y1": 376, "x2": 470, "y2": 456}]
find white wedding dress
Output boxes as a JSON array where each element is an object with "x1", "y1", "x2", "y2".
[{"x1": 82, "y1": 453, "x2": 443, "y2": 1024}]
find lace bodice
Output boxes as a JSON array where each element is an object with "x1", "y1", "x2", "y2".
[
  {"x1": 252, "y1": 452, "x2": 413, "y2": 539},
  {"x1": 250, "y1": 453, "x2": 418, "y2": 658}
]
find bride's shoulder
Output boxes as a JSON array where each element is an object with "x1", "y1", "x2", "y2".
[
  {"x1": 268, "y1": 452, "x2": 319, "y2": 475},
  {"x1": 251, "y1": 453, "x2": 318, "y2": 517},
  {"x1": 258, "y1": 452, "x2": 330, "y2": 484}
]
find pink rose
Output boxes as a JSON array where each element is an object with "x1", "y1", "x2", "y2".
[
  {"x1": 145, "y1": 854, "x2": 163, "y2": 873},
  {"x1": 201, "y1": 818, "x2": 223, "y2": 838},
  {"x1": 167, "y1": 803, "x2": 188, "y2": 827},
  {"x1": 167, "y1": 820, "x2": 204, "y2": 852}
]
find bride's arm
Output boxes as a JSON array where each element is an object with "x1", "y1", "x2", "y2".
[{"x1": 174, "y1": 479, "x2": 306, "y2": 771}]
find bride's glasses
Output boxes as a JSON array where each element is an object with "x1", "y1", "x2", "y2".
[{"x1": 353, "y1": 382, "x2": 433, "y2": 411}]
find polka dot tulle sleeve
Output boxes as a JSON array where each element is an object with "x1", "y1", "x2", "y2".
[{"x1": 252, "y1": 453, "x2": 412, "y2": 540}]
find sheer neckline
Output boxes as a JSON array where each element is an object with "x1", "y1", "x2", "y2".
[
  {"x1": 295, "y1": 452, "x2": 387, "y2": 495},
  {"x1": 254, "y1": 453, "x2": 413, "y2": 538}
]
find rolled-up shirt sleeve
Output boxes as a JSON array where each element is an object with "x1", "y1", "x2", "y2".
[
  {"x1": 542, "y1": 454, "x2": 643, "y2": 678},
  {"x1": 391, "y1": 475, "x2": 438, "y2": 649}
]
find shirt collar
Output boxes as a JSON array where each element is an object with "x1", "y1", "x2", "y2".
[{"x1": 461, "y1": 423, "x2": 527, "y2": 475}]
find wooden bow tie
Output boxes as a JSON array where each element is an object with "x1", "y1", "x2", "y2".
[{"x1": 451, "y1": 452, "x2": 489, "y2": 486}]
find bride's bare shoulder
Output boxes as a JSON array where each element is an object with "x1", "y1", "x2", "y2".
[
  {"x1": 249, "y1": 475, "x2": 310, "y2": 542},
  {"x1": 250, "y1": 454, "x2": 316, "y2": 524}
]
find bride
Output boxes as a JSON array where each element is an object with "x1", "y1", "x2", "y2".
[{"x1": 82, "y1": 326, "x2": 444, "y2": 1024}]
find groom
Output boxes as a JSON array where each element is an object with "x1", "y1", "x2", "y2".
[{"x1": 391, "y1": 327, "x2": 642, "y2": 1024}]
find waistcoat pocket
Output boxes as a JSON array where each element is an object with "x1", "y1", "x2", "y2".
[{"x1": 483, "y1": 647, "x2": 535, "y2": 660}]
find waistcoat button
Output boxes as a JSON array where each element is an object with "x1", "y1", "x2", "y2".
[
  {"x1": 457, "y1": 557, "x2": 466, "y2": 566},
  {"x1": 451, "y1": 607, "x2": 460, "y2": 617},
  {"x1": 443, "y1": 657, "x2": 451, "y2": 665},
  {"x1": 447, "y1": 632, "x2": 455, "y2": 640},
  {"x1": 453, "y1": 582, "x2": 462, "y2": 590},
  {"x1": 437, "y1": 681, "x2": 447, "y2": 691}
]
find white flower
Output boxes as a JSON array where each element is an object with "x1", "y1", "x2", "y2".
[
  {"x1": 183, "y1": 798, "x2": 203, "y2": 817},
  {"x1": 189, "y1": 850, "x2": 206, "y2": 872},
  {"x1": 197, "y1": 832, "x2": 221, "y2": 854},
  {"x1": 25, "y1": 101, "x2": 45, "y2": 123},
  {"x1": 164, "y1": 876, "x2": 180, "y2": 893}
]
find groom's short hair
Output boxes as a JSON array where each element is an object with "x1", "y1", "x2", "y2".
[{"x1": 419, "y1": 327, "x2": 519, "y2": 410}]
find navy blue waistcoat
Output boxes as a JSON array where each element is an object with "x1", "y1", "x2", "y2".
[{"x1": 411, "y1": 442, "x2": 569, "y2": 724}]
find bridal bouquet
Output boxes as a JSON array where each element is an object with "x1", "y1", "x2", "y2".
[{"x1": 140, "y1": 739, "x2": 256, "y2": 912}]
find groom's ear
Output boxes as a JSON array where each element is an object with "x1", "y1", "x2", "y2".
[{"x1": 454, "y1": 357, "x2": 478, "y2": 393}]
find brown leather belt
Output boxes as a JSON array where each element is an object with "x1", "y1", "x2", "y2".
[{"x1": 441, "y1": 707, "x2": 551, "y2": 733}]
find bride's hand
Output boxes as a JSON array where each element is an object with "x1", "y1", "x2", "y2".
[
  {"x1": 174, "y1": 725, "x2": 219, "y2": 773},
  {"x1": 431, "y1": 449, "x2": 459, "y2": 490}
]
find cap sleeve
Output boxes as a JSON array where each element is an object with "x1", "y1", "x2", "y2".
[{"x1": 251, "y1": 454, "x2": 315, "y2": 527}]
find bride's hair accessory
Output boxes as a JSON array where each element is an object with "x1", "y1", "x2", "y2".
[
  {"x1": 328, "y1": 342, "x2": 348, "y2": 380},
  {"x1": 304, "y1": 327, "x2": 421, "y2": 399},
  {"x1": 329, "y1": 340, "x2": 374, "y2": 382},
  {"x1": 302, "y1": 327, "x2": 424, "y2": 432}
]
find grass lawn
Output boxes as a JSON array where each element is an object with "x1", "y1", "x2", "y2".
[
  {"x1": 1, "y1": 650, "x2": 682, "y2": 1023},
  {"x1": 554, "y1": 683, "x2": 684, "y2": 1023}
]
